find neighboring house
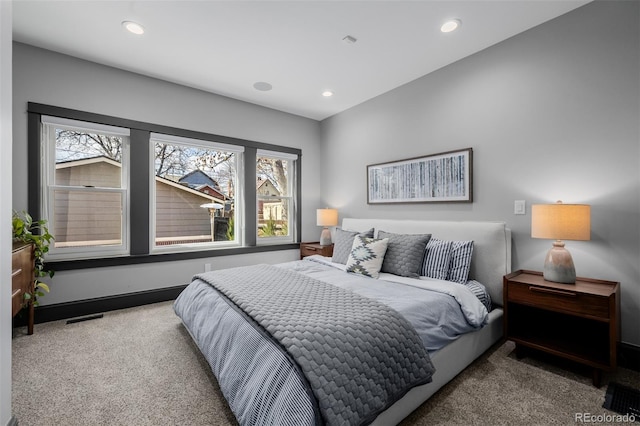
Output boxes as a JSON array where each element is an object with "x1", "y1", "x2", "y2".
[
  {"x1": 179, "y1": 170, "x2": 221, "y2": 191},
  {"x1": 195, "y1": 184, "x2": 227, "y2": 203},
  {"x1": 257, "y1": 177, "x2": 284, "y2": 222},
  {"x1": 55, "y1": 157, "x2": 224, "y2": 246}
]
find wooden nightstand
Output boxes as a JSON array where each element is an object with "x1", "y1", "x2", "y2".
[
  {"x1": 300, "y1": 242, "x2": 333, "y2": 259},
  {"x1": 503, "y1": 270, "x2": 620, "y2": 387}
]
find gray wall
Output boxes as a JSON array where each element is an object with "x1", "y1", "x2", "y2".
[
  {"x1": 321, "y1": 1, "x2": 640, "y2": 345},
  {"x1": 12, "y1": 43, "x2": 323, "y2": 305},
  {"x1": 1, "y1": 2, "x2": 13, "y2": 423}
]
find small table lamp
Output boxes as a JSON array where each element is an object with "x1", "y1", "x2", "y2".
[
  {"x1": 316, "y1": 208, "x2": 338, "y2": 246},
  {"x1": 531, "y1": 201, "x2": 590, "y2": 284}
]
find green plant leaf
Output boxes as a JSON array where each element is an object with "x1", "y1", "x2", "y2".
[{"x1": 36, "y1": 282, "x2": 50, "y2": 293}]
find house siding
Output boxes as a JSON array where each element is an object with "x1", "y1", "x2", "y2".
[{"x1": 155, "y1": 181, "x2": 211, "y2": 239}]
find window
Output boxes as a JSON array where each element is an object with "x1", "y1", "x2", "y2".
[
  {"x1": 29, "y1": 103, "x2": 302, "y2": 267},
  {"x1": 257, "y1": 150, "x2": 297, "y2": 243},
  {"x1": 150, "y1": 133, "x2": 243, "y2": 252},
  {"x1": 41, "y1": 116, "x2": 130, "y2": 260}
]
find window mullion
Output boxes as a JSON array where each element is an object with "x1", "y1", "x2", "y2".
[
  {"x1": 130, "y1": 129, "x2": 150, "y2": 255},
  {"x1": 245, "y1": 147, "x2": 257, "y2": 247}
]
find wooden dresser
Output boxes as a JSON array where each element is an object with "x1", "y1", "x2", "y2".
[{"x1": 12, "y1": 242, "x2": 35, "y2": 335}]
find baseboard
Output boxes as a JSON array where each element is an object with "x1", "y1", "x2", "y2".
[
  {"x1": 619, "y1": 342, "x2": 640, "y2": 372},
  {"x1": 13, "y1": 284, "x2": 188, "y2": 326}
]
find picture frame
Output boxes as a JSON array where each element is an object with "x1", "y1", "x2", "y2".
[{"x1": 367, "y1": 148, "x2": 473, "y2": 204}]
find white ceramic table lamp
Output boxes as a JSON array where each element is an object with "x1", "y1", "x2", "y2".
[
  {"x1": 316, "y1": 208, "x2": 338, "y2": 246},
  {"x1": 531, "y1": 201, "x2": 590, "y2": 284}
]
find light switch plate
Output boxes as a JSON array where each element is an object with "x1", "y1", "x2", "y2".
[{"x1": 514, "y1": 200, "x2": 526, "y2": 215}]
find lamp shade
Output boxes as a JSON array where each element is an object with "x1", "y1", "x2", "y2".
[
  {"x1": 531, "y1": 203, "x2": 590, "y2": 241},
  {"x1": 316, "y1": 208, "x2": 338, "y2": 227}
]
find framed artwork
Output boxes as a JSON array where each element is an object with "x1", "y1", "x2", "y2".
[{"x1": 367, "y1": 148, "x2": 472, "y2": 204}]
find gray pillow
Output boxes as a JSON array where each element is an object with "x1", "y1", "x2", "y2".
[
  {"x1": 332, "y1": 228, "x2": 374, "y2": 264},
  {"x1": 378, "y1": 230, "x2": 431, "y2": 278}
]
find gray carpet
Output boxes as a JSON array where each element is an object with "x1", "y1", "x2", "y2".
[{"x1": 12, "y1": 301, "x2": 639, "y2": 425}]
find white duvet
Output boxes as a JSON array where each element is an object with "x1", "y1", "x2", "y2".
[{"x1": 279, "y1": 255, "x2": 489, "y2": 352}]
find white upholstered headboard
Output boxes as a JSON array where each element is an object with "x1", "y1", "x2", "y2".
[{"x1": 341, "y1": 218, "x2": 511, "y2": 306}]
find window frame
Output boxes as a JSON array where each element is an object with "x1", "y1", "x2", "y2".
[
  {"x1": 27, "y1": 103, "x2": 302, "y2": 271},
  {"x1": 256, "y1": 149, "x2": 298, "y2": 245},
  {"x1": 40, "y1": 116, "x2": 131, "y2": 261},
  {"x1": 149, "y1": 132, "x2": 244, "y2": 254}
]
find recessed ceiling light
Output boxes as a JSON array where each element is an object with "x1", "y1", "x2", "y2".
[
  {"x1": 253, "y1": 82, "x2": 273, "y2": 92},
  {"x1": 122, "y1": 21, "x2": 145, "y2": 35},
  {"x1": 322, "y1": 91, "x2": 334, "y2": 97},
  {"x1": 440, "y1": 19, "x2": 461, "y2": 33}
]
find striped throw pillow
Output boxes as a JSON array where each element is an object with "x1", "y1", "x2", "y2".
[
  {"x1": 420, "y1": 238, "x2": 453, "y2": 280},
  {"x1": 466, "y1": 280, "x2": 492, "y2": 311},
  {"x1": 447, "y1": 240, "x2": 474, "y2": 284}
]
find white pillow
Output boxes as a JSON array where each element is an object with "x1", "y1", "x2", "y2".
[{"x1": 345, "y1": 235, "x2": 389, "y2": 279}]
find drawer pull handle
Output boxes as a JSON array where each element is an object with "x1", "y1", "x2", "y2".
[
  {"x1": 12, "y1": 268, "x2": 23, "y2": 278},
  {"x1": 307, "y1": 247, "x2": 317, "y2": 251},
  {"x1": 529, "y1": 286, "x2": 577, "y2": 297}
]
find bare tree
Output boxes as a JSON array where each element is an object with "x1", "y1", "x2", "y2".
[
  {"x1": 154, "y1": 143, "x2": 192, "y2": 178},
  {"x1": 57, "y1": 130, "x2": 122, "y2": 162}
]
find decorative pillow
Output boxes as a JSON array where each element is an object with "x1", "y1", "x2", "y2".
[
  {"x1": 378, "y1": 230, "x2": 431, "y2": 278},
  {"x1": 466, "y1": 280, "x2": 492, "y2": 311},
  {"x1": 421, "y1": 238, "x2": 454, "y2": 280},
  {"x1": 332, "y1": 228, "x2": 374, "y2": 264},
  {"x1": 447, "y1": 240, "x2": 474, "y2": 284},
  {"x1": 345, "y1": 236, "x2": 389, "y2": 279}
]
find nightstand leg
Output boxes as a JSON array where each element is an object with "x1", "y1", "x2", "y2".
[
  {"x1": 27, "y1": 300, "x2": 34, "y2": 335},
  {"x1": 514, "y1": 343, "x2": 527, "y2": 359},
  {"x1": 592, "y1": 369, "x2": 602, "y2": 387}
]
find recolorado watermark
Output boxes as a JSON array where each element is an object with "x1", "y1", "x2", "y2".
[{"x1": 575, "y1": 412, "x2": 636, "y2": 423}]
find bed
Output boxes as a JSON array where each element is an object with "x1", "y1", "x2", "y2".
[{"x1": 174, "y1": 218, "x2": 511, "y2": 425}]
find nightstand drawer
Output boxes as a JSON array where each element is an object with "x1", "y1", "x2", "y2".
[
  {"x1": 300, "y1": 242, "x2": 333, "y2": 259},
  {"x1": 12, "y1": 288, "x2": 23, "y2": 316},
  {"x1": 12, "y1": 244, "x2": 30, "y2": 271},
  {"x1": 508, "y1": 281, "x2": 610, "y2": 319},
  {"x1": 301, "y1": 245, "x2": 320, "y2": 257}
]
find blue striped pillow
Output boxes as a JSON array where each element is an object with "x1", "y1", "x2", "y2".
[
  {"x1": 420, "y1": 238, "x2": 453, "y2": 280},
  {"x1": 447, "y1": 240, "x2": 474, "y2": 284},
  {"x1": 466, "y1": 280, "x2": 492, "y2": 311}
]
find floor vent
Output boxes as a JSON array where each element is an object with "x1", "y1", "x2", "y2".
[
  {"x1": 66, "y1": 313, "x2": 104, "y2": 325},
  {"x1": 603, "y1": 382, "x2": 640, "y2": 421}
]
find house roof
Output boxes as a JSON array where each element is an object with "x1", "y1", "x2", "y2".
[
  {"x1": 195, "y1": 184, "x2": 226, "y2": 201},
  {"x1": 155, "y1": 175, "x2": 224, "y2": 204},
  {"x1": 179, "y1": 170, "x2": 220, "y2": 189},
  {"x1": 56, "y1": 155, "x2": 120, "y2": 169}
]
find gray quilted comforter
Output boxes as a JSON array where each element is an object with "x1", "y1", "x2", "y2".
[{"x1": 191, "y1": 264, "x2": 435, "y2": 426}]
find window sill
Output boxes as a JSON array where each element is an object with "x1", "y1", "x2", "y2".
[{"x1": 46, "y1": 243, "x2": 301, "y2": 271}]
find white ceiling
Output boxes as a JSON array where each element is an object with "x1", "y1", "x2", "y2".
[{"x1": 12, "y1": 1, "x2": 590, "y2": 121}]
